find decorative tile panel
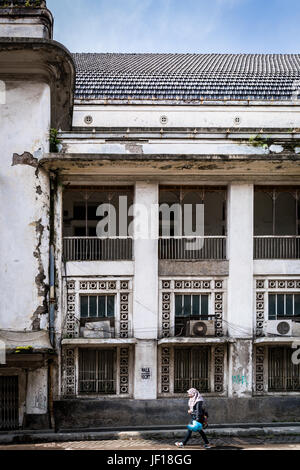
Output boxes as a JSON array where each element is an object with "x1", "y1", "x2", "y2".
[
  {"x1": 255, "y1": 277, "x2": 300, "y2": 336},
  {"x1": 160, "y1": 278, "x2": 225, "y2": 337},
  {"x1": 64, "y1": 278, "x2": 132, "y2": 339},
  {"x1": 214, "y1": 345, "x2": 225, "y2": 393},
  {"x1": 62, "y1": 348, "x2": 76, "y2": 397},
  {"x1": 161, "y1": 347, "x2": 171, "y2": 394},
  {"x1": 255, "y1": 346, "x2": 265, "y2": 394},
  {"x1": 119, "y1": 348, "x2": 130, "y2": 395}
]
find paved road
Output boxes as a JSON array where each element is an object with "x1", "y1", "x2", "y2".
[{"x1": 0, "y1": 436, "x2": 300, "y2": 450}]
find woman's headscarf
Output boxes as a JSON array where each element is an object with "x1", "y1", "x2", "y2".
[{"x1": 187, "y1": 388, "x2": 204, "y2": 412}]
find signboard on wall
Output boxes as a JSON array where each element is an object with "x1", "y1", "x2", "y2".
[{"x1": 141, "y1": 367, "x2": 152, "y2": 380}]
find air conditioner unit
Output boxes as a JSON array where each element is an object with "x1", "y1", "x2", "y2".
[
  {"x1": 265, "y1": 320, "x2": 292, "y2": 337},
  {"x1": 82, "y1": 320, "x2": 112, "y2": 339},
  {"x1": 187, "y1": 320, "x2": 215, "y2": 337}
]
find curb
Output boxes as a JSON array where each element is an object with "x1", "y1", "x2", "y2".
[{"x1": 1, "y1": 426, "x2": 300, "y2": 445}]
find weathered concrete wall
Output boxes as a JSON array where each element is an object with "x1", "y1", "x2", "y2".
[
  {"x1": 0, "y1": 80, "x2": 50, "y2": 332},
  {"x1": 65, "y1": 261, "x2": 134, "y2": 277},
  {"x1": 254, "y1": 260, "x2": 300, "y2": 275},
  {"x1": 73, "y1": 104, "x2": 300, "y2": 129},
  {"x1": 53, "y1": 397, "x2": 300, "y2": 429},
  {"x1": 0, "y1": 18, "x2": 49, "y2": 39},
  {"x1": 26, "y1": 367, "x2": 48, "y2": 415},
  {"x1": 159, "y1": 260, "x2": 229, "y2": 277}
]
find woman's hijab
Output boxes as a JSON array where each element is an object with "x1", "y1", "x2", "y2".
[{"x1": 187, "y1": 388, "x2": 204, "y2": 411}]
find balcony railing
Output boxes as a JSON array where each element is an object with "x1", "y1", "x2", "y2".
[
  {"x1": 63, "y1": 237, "x2": 133, "y2": 261},
  {"x1": 159, "y1": 236, "x2": 227, "y2": 260},
  {"x1": 254, "y1": 236, "x2": 300, "y2": 259}
]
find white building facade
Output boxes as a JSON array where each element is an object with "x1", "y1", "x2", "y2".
[{"x1": 0, "y1": 1, "x2": 300, "y2": 430}]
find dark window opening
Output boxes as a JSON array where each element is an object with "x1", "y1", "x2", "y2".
[
  {"x1": 174, "y1": 347, "x2": 210, "y2": 393},
  {"x1": 80, "y1": 295, "x2": 115, "y2": 319},
  {"x1": 268, "y1": 346, "x2": 300, "y2": 392},
  {"x1": 79, "y1": 349, "x2": 116, "y2": 395},
  {"x1": 254, "y1": 188, "x2": 300, "y2": 236},
  {"x1": 268, "y1": 293, "x2": 300, "y2": 320}
]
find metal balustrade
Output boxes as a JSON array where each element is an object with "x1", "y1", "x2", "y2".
[
  {"x1": 159, "y1": 236, "x2": 227, "y2": 260},
  {"x1": 254, "y1": 236, "x2": 300, "y2": 259},
  {"x1": 63, "y1": 237, "x2": 133, "y2": 261}
]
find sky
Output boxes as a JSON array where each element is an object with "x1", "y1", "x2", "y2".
[{"x1": 47, "y1": 0, "x2": 300, "y2": 54}]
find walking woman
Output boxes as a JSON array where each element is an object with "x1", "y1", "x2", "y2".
[{"x1": 175, "y1": 388, "x2": 211, "y2": 448}]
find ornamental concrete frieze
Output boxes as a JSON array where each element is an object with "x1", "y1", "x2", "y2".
[
  {"x1": 255, "y1": 346, "x2": 265, "y2": 394},
  {"x1": 255, "y1": 277, "x2": 300, "y2": 336},
  {"x1": 62, "y1": 348, "x2": 76, "y2": 397},
  {"x1": 159, "y1": 344, "x2": 225, "y2": 395},
  {"x1": 64, "y1": 279, "x2": 132, "y2": 339},
  {"x1": 61, "y1": 278, "x2": 132, "y2": 398},
  {"x1": 61, "y1": 346, "x2": 131, "y2": 398},
  {"x1": 160, "y1": 278, "x2": 225, "y2": 338},
  {"x1": 161, "y1": 347, "x2": 171, "y2": 394}
]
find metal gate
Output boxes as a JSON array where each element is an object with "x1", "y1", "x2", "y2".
[
  {"x1": 79, "y1": 349, "x2": 116, "y2": 395},
  {"x1": 0, "y1": 376, "x2": 19, "y2": 430},
  {"x1": 268, "y1": 347, "x2": 300, "y2": 392},
  {"x1": 174, "y1": 347, "x2": 210, "y2": 393}
]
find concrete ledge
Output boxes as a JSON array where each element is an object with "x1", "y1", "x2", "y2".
[{"x1": 1, "y1": 425, "x2": 300, "y2": 445}]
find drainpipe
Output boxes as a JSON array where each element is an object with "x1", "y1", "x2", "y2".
[
  {"x1": 49, "y1": 244, "x2": 55, "y2": 347},
  {"x1": 49, "y1": 172, "x2": 57, "y2": 348}
]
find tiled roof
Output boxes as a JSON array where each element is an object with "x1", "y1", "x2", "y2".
[{"x1": 73, "y1": 53, "x2": 300, "y2": 102}]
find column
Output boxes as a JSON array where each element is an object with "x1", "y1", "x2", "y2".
[
  {"x1": 132, "y1": 182, "x2": 159, "y2": 399},
  {"x1": 227, "y1": 183, "x2": 254, "y2": 397}
]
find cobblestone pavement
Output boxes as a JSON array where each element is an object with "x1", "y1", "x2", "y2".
[{"x1": 1, "y1": 436, "x2": 300, "y2": 450}]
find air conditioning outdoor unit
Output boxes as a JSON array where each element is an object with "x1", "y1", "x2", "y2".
[
  {"x1": 82, "y1": 320, "x2": 112, "y2": 339},
  {"x1": 187, "y1": 320, "x2": 215, "y2": 337},
  {"x1": 265, "y1": 320, "x2": 292, "y2": 337}
]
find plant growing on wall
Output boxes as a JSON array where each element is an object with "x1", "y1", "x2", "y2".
[
  {"x1": 0, "y1": 0, "x2": 44, "y2": 7},
  {"x1": 248, "y1": 135, "x2": 270, "y2": 150},
  {"x1": 49, "y1": 128, "x2": 62, "y2": 153}
]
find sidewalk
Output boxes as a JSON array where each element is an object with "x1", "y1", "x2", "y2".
[{"x1": 1, "y1": 423, "x2": 300, "y2": 445}]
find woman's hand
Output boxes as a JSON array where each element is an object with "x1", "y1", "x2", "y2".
[{"x1": 188, "y1": 410, "x2": 192, "y2": 414}]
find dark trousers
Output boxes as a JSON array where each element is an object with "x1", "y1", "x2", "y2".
[{"x1": 183, "y1": 423, "x2": 209, "y2": 445}]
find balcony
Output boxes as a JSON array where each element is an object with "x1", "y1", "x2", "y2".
[
  {"x1": 63, "y1": 237, "x2": 133, "y2": 261},
  {"x1": 254, "y1": 236, "x2": 300, "y2": 259},
  {"x1": 159, "y1": 236, "x2": 227, "y2": 260}
]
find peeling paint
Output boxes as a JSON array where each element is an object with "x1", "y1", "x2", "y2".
[
  {"x1": 31, "y1": 219, "x2": 48, "y2": 331},
  {"x1": 36, "y1": 185, "x2": 42, "y2": 195},
  {"x1": 12, "y1": 151, "x2": 38, "y2": 168}
]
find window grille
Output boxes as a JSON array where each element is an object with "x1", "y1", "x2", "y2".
[
  {"x1": 268, "y1": 347, "x2": 300, "y2": 392},
  {"x1": 174, "y1": 347, "x2": 210, "y2": 393},
  {"x1": 79, "y1": 349, "x2": 116, "y2": 395}
]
